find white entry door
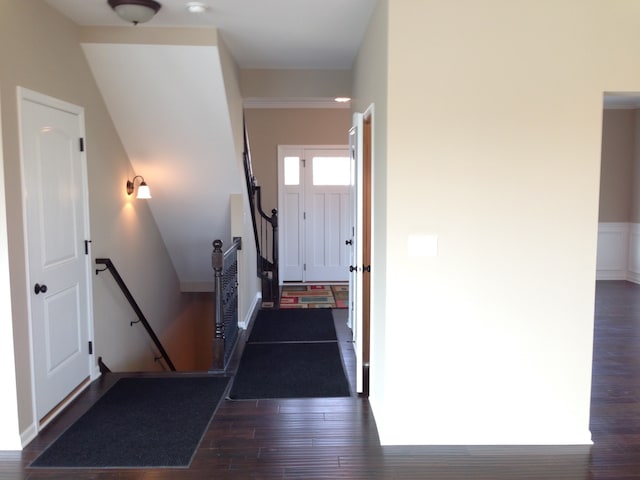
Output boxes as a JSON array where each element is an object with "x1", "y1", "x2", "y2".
[
  {"x1": 279, "y1": 146, "x2": 350, "y2": 283},
  {"x1": 19, "y1": 88, "x2": 93, "y2": 422}
]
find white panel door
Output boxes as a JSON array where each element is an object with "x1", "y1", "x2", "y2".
[
  {"x1": 304, "y1": 149, "x2": 350, "y2": 282},
  {"x1": 20, "y1": 89, "x2": 92, "y2": 422},
  {"x1": 348, "y1": 114, "x2": 364, "y2": 392}
]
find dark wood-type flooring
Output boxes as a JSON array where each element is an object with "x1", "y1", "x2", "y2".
[{"x1": 3, "y1": 280, "x2": 640, "y2": 479}]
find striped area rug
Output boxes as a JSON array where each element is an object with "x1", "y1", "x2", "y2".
[{"x1": 280, "y1": 284, "x2": 348, "y2": 309}]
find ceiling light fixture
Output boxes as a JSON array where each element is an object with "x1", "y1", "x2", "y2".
[
  {"x1": 186, "y1": 2, "x2": 207, "y2": 13},
  {"x1": 335, "y1": 97, "x2": 351, "y2": 103},
  {"x1": 126, "y1": 176, "x2": 152, "y2": 199},
  {"x1": 108, "y1": 0, "x2": 162, "y2": 25}
]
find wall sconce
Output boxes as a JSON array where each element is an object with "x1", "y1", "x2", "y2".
[
  {"x1": 108, "y1": 0, "x2": 162, "y2": 25},
  {"x1": 126, "y1": 176, "x2": 152, "y2": 199}
]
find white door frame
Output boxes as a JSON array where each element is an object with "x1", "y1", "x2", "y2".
[
  {"x1": 0, "y1": 92, "x2": 22, "y2": 449},
  {"x1": 277, "y1": 144, "x2": 350, "y2": 284},
  {"x1": 18, "y1": 87, "x2": 97, "y2": 433}
]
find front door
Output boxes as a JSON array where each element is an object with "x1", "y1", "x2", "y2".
[
  {"x1": 279, "y1": 146, "x2": 350, "y2": 283},
  {"x1": 19, "y1": 88, "x2": 93, "y2": 423}
]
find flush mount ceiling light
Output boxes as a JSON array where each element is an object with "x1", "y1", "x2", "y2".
[
  {"x1": 186, "y1": 2, "x2": 207, "y2": 13},
  {"x1": 108, "y1": 0, "x2": 162, "y2": 25}
]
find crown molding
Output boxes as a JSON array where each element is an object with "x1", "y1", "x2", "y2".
[{"x1": 243, "y1": 97, "x2": 350, "y2": 109}]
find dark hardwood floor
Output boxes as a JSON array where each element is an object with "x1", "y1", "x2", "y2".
[{"x1": 4, "y1": 281, "x2": 640, "y2": 479}]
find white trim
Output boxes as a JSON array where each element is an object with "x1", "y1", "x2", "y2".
[
  {"x1": 244, "y1": 97, "x2": 350, "y2": 109},
  {"x1": 17, "y1": 87, "x2": 95, "y2": 433},
  {"x1": 239, "y1": 292, "x2": 261, "y2": 330},
  {"x1": 20, "y1": 424, "x2": 37, "y2": 448},
  {"x1": 0, "y1": 92, "x2": 22, "y2": 451}
]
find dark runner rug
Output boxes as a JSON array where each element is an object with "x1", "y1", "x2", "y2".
[
  {"x1": 247, "y1": 308, "x2": 337, "y2": 343},
  {"x1": 228, "y1": 342, "x2": 350, "y2": 399},
  {"x1": 30, "y1": 376, "x2": 230, "y2": 468}
]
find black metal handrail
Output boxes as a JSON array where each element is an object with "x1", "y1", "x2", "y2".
[
  {"x1": 211, "y1": 237, "x2": 241, "y2": 371},
  {"x1": 243, "y1": 116, "x2": 279, "y2": 305},
  {"x1": 95, "y1": 258, "x2": 176, "y2": 371}
]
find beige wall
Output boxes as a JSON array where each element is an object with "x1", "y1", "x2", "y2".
[
  {"x1": 354, "y1": 0, "x2": 640, "y2": 445},
  {"x1": 244, "y1": 108, "x2": 351, "y2": 214},
  {"x1": 240, "y1": 69, "x2": 351, "y2": 100},
  {"x1": 0, "y1": 1, "x2": 206, "y2": 439},
  {"x1": 219, "y1": 37, "x2": 261, "y2": 323},
  {"x1": 599, "y1": 109, "x2": 634, "y2": 222}
]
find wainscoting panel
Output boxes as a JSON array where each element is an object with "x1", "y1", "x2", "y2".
[
  {"x1": 596, "y1": 223, "x2": 629, "y2": 280},
  {"x1": 627, "y1": 224, "x2": 640, "y2": 284}
]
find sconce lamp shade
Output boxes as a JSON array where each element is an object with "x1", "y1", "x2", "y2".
[
  {"x1": 108, "y1": 0, "x2": 162, "y2": 25},
  {"x1": 136, "y1": 182, "x2": 152, "y2": 199},
  {"x1": 126, "y1": 176, "x2": 152, "y2": 199}
]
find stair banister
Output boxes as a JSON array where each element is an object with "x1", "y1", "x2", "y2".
[{"x1": 211, "y1": 237, "x2": 242, "y2": 371}]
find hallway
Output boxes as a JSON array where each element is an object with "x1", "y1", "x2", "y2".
[{"x1": 5, "y1": 282, "x2": 640, "y2": 478}]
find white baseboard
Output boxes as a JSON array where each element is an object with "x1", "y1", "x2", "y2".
[
  {"x1": 20, "y1": 423, "x2": 37, "y2": 448},
  {"x1": 239, "y1": 292, "x2": 261, "y2": 329}
]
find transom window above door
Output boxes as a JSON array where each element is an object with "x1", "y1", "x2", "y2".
[{"x1": 312, "y1": 156, "x2": 350, "y2": 185}]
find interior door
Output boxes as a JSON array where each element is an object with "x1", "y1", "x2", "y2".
[
  {"x1": 348, "y1": 114, "x2": 364, "y2": 392},
  {"x1": 303, "y1": 149, "x2": 350, "y2": 282},
  {"x1": 19, "y1": 89, "x2": 93, "y2": 422}
]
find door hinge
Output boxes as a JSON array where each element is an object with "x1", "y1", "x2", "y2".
[
  {"x1": 88, "y1": 341, "x2": 93, "y2": 355},
  {"x1": 84, "y1": 239, "x2": 92, "y2": 255},
  {"x1": 302, "y1": 158, "x2": 306, "y2": 168},
  {"x1": 79, "y1": 137, "x2": 85, "y2": 152},
  {"x1": 303, "y1": 212, "x2": 306, "y2": 220},
  {"x1": 304, "y1": 263, "x2": 306, "y2": 271}
]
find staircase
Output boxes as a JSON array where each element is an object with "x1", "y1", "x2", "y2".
[{"x1": 243, "y1": 119, "x2": 279, "y2": 306}]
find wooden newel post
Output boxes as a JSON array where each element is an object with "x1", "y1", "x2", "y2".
[{"x1": 211, "y1": 239, "x2": 225, "y2": 371}]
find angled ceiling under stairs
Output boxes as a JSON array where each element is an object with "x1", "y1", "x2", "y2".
[{"x1": 82, "y1": 29, "x2": 241, "y2": 291}]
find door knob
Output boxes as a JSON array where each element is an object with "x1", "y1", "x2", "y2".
[
  {"x1": 34, "y1": 283, "x2": 48, "y2": 295},
  {"x1": 349, "y1": 265, "x2": 357, "y2": 272},
  {"x1": 345, "y1": 239, "x2": 353, "y2": 245}
]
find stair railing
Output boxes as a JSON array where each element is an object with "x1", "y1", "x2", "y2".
[
  {"x1": 243, "y1": 116, "x2": 279, "y2": 305},
  {"x1": 95, "y1": 258, "x2": 176, "y2": 371},
  {"x1": 211, "y1": 237, "x2": 241, "y2": 371}
]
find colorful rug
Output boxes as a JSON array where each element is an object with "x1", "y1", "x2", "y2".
[{"x1": 280, "y1": 284, "x2": 348, "y2": 309}]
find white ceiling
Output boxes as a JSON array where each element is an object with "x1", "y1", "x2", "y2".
[{"x1": 44, "y1": 0, "x2": 377, "y2": 69}]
